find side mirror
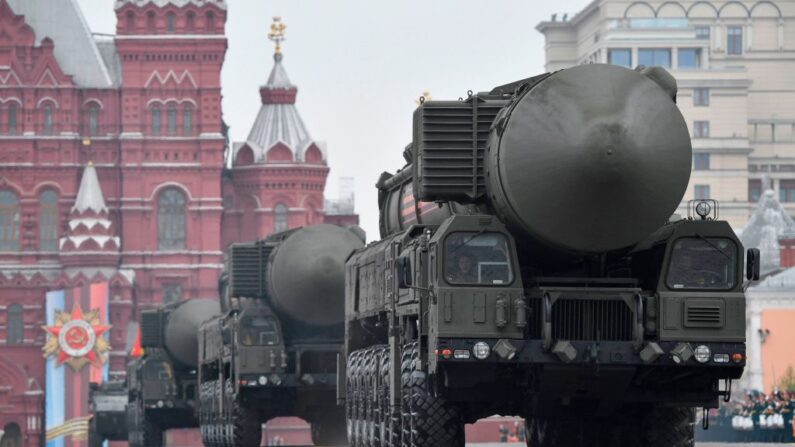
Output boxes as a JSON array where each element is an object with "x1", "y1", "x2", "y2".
[
  {"x1": 396, "y1": 256, "x2": 412, "y2": 288},
  {"x1": 221, "y1": 328, "x2": 232, "y2": 345},
  {"x1": 746, "y1": 248, "x2": 761, "y2": 281}
]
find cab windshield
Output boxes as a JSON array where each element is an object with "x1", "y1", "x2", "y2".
[
  {"x1": 240, "y1": 316, "x2": 279, "y2": 346},
  {"x1": 666, "y1": 237, "x2": 737, "y2": 290},
  {"x1": 143, "y1": 360, "x2": 173, "y2": 380},
  {"x1": 444, "y1": 232, "x2": 513, "y2": 285}
]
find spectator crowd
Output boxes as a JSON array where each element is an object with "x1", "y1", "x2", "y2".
[{"x1": 698, "y1": 390, "x2": 795, "y2": 443}]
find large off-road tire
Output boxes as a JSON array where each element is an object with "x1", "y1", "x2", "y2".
[
  {"x1": 403, "y1": 343, "x2": 464, "y2": 447},
  {"x1": 524, "y1": 406, "x2": 694, "y2": 447},
  {"x1": 143, "y1": 420, "x2": 164, "y2": 447},
  {"x1": 641, "y1": 407, "x2": 695, "y2": 447},
  {"x1": 231, "y1": 397, "x2": 262, "y2": 447},
  {"x1": 347, "y1": 350, "x2": 364, "y2": 447},
  {"x1": 379, "y1": 346, "x2": 401, "y2": 447},
  {"x1": 364, "y1": 348, "x2": 379, "y2": 447},
  {"x1": 311, "y1": 413, "x2": 349, "y2": 446},
  {"x1": 88, "y1": 419, "x2": 104, "y2": 447}
]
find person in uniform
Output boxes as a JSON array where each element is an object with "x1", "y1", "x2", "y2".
[{"x1": 448, "y1": 252, "x2": 478, "y2": 283}]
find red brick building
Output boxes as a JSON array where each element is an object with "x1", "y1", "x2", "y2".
[{"x1": 0, "y1": 1, "x2": 356, "y2": 445}]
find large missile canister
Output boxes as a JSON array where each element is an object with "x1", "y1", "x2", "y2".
[
  {"x1": 485, "y1": 64, "x2": 691, "y2": 253},
  {"x1": 163, "y1": 298, "x2": 220, "y2": 368},
  {"x1": 265, "y1": 225, "x2": 363, "y2": 327}
]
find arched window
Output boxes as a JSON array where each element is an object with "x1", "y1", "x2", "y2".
[
  {"x1": 166, "y1": 12, "x2": 176, "y2": 33},
  {"x1": 186, "y1": 12, "x2": 196, "y2": 32},
  {"x1": 151, "y1": 106, "x2": 161, "y2": 136},
  {"x1": 7, "y1": 303, "x2": 23, "y2": 344},
  {"x1": 88, "y1": 105, "x2": 99, "y2": 136},
  {"x1": 158, "y1": 188, "x2": 186, "y2": 250},
  {"x1": 147, "y1": 11, "x2": 156, "y2": 32},
  {"x1": 167, "y1": 105, "x2": 177, "y2": 135},
  {"x1": 183, "y1": 106, "x2": 192, "y2": 136},
  {"x1": 205, "y1": 11, "x2": 215, "y2": 32},
  {"x1": 8, "y1": 104, "x2": 17, "y2": 135},
  {"x1": 126, "y1": 11, "x2": 135, "y2": 31},
  {"x1": 274, "y1": 203, "x2": 288, "y2": 233},
  {"x1": 39, "y1": 191, "x2": 58, "y2": 252},
  {"x1": 0, "y1": 191, "x2": 19, "y2": 252},
  {"x1": 42, "y1": 104, "x2": 53, "y2": 135}
]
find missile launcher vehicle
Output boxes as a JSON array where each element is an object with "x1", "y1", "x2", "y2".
[
  {"x1": 126, "y1": 298, "x2": 220, "y2": 447},
  {"x1": 198, "y1": 225, "x2": 364, "y2": 447},
  {"x1": 88, "y1": 380, "x2": 128, "y2": 447},
  {"x1": 343, "y1": 64, "x2": 761, "y2": 447}
]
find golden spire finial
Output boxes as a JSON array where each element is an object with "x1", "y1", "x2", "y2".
[{"x1": 268, "y1": 17, "x2": 287, "y2": 56}]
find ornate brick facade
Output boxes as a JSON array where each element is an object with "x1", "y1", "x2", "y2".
[{"x1": 0, "y1": 1, "x2": 357, "y2": 445}]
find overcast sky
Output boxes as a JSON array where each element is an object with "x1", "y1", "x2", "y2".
[{"x1": 76, "y1": 0, "x2": 590, "y2": 239}]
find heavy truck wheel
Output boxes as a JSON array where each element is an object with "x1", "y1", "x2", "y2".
[
  {"x1": 231, "y1": 396, "x2": 262, "y2": 447},
  {"x1": 347, "y1": 350, "x2": 364, "y2": 446},
  {"x1": 524, "y1": 406, "x2": 694, "y2": 447},
  {"x1": 311, "y1": 411, "x2": 348, "y2": 446},
  {"x1": 402, "y1": 343, "x2": 464, "y2": 447},
  {"x1": 143, "y1": 421, "x2": 164, "y2": 447},
  {"x1": 379, "y1": 346, "x2": 401, "y2": 447},
  {"x1": 641, "y1": 407, "x2": 695, "y2": 447}
]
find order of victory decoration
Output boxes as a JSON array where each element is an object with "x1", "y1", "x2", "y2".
[{"x1": 42, "y1": 303, "x2": 111, "y2": 371}]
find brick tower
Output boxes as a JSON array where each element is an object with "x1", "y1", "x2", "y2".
[{"x1": 113, "y1": 0, "x2": 228, "y2": 309}]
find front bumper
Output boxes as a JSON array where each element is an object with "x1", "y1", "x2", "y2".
[{"x1": 435, "y1": 338, "x2": 745, "y2": 372}]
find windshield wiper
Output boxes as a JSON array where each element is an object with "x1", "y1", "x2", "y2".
[{"x1": 694, "y1": 233, "x2": 732, "y2": 260}]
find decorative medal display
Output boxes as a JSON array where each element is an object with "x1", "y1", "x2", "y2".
[{"x1": 42, "y1": 303, "x2": 111, "y2": 371}]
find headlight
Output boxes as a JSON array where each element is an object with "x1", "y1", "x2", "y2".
[
  {"x1": 269, "y1": 374, "x2": 282, "y2": 386},
  {"x1": 472, "y1": 342, "x2": 490, "y2": 360},
  {"x1": 694, "y1": 345, "x2": 711, "y2": 363},
  {"x1": 258, "y1": 375, "x2": 268, "y2": 386}
]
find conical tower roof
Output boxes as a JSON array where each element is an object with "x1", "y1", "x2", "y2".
[
  {"x1": 72, "y1": 162, "x2": 108, "y2": 214},
  {"x1": 60, "y1": 163, "x2": 120, "y2": 261}
]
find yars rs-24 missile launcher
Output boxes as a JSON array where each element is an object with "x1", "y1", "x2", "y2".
[
  {"x1": 344, "y1": 64, "x2": 761, "y2": 447},
  {"x1": 198, "y1": 225, "x2": 364, "y2": 447},
  {"x1": 126, "y1": 298, "x2": 220, "y2": 447}
]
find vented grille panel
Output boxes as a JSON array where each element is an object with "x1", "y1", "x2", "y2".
[
  {"x1": 139, "y1": 311, "x2": 163, "y2": 348},
  {"x1": 685, "y1": 302, "x2": 723, "y2": 328},
  {"x1": 227, "y1": 242, "x2": 274, "y2": 299},
  {"x1": 413, "y1": 98, "x2": 509, "y2": 202},
  {"x1": 551, "y1": 299, "x2": 634, "y2": 342}
]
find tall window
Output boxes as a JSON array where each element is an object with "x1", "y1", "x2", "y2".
[
  {"x1": 638, "y1": 48, "x2": 671, "y2": 68},
  {"x1": 695, "y1": 26, "x2": 710, "y2": 40},
  {"x1": 39, "y1": 191, "x2": 58, "y2": 252},
  {"x1": 748, "y1": 179, "x2": 762, "y2": 202},
  {"x1": 158, "y1": 188, "x2": 186, "y2": 250},
  {"x1": 88, "y1": 105, "x2": 99, "y2": 136},
  {"x1": 274, "y1": 203, "x2": 288, "y2": 233},
  {"x1": 608, "y1": 49, "x2": 632, "y2": 68},
  {"x1": 693, "y1": 88, "x2": 710, "y2": 106},
  {"x1": 678, "y1": 48, "x2": 701, "y2": 69},
  {"x1": 694, "y1": 185, "x2": 711, "y2": 200},
  {"x1": 42, "y1": 105, "x2": 53, "y2": 135},
  {"x1": 167, "y1": 106, "x2": 177, "y2": 136},
  {"x1": 126, "y1": 11, "x2": 135, "y2": 32},
  {"x1": 694, "y1": 120, "x2": 710, "y2": 138},
  {"x1": 186, "y1": 12, "x2": 196, "y2": 32},
  {"x1": 151, "y1": 107, "x2": 161, "y2": 136},
  {"x1": 727, "y1": 26, "x2": 743, "y2": 55},
  {"x1": 183, "y1": 107, "x2": 192, "y2": 136},
  {"x1": 7, "y1": 304, "x2": 23, "y2": 344},
  {"x1": 0, "y1": 191, "x2": 19, "y2": 252},
  {"x1": 166, "y1": 12, "x2": 176, "y2": 33},
  {"x1": 147, "y1": 11, "x2": 156, "y2": 32},
  {"x1": 206, "y1": 12, "x2": 215, "y2": 32},
  {"x1": 693, "y1": 153, "x2": 710, "y2": 170},
  {"x1": 781, "y1": 181, "x2": 795, "y2": 203},
  {"x1": 162, "y1": 284, "x2": 182, "y2": 304},
  {"x1": 8, "y1": 104, "x2": 17, "y2": 135}
]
